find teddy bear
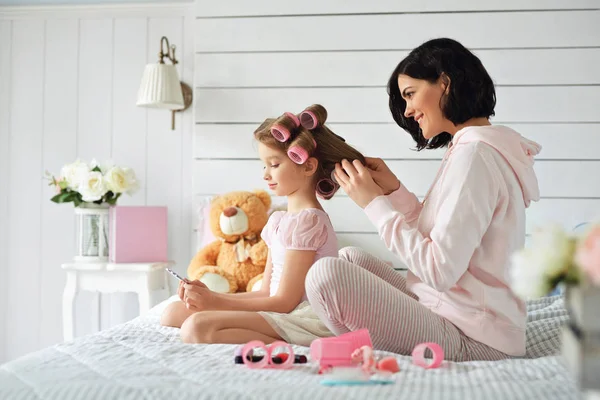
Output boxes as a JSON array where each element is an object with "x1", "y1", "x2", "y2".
[{"x1": 187, "y1": 190, "x2": 272, "y2": 293}]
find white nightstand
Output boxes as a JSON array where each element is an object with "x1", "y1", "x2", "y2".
[{"x1": 61, "y1": 261, "x2": 174, "y2": 341}]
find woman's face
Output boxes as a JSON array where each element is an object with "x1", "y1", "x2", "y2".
[{"x1": 397, "y1": 74, "x2": 451, "y2": 139}]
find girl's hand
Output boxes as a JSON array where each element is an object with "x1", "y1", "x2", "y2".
[
  {"x1": 183, "y1": 282, "x2": 219, "y2": 312},
  {"x1": 364, "y1": 157, "x2": 401, "y2": 195},
  {"x1": 334, "y1": 159, "x2": 384, "y2": 208},
  {"x1": 178, "y1": 279, "x2": 206, "y2": 302},
  {"x1": 178, "y1": 280, "x2": 185, "y2": 301}
]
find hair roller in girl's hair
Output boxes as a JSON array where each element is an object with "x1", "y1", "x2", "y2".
[
  {"x1": 316, "y1": 178, "x2": 338, "y2": 200},
  {"x1": 287, "y1": 146, "x2": 309, "y2": 164},
  {"x1": 270, "y1": 112, "x2": 301, "y2": 142},
  {"x1": 299, "y1": 104, "x2": 327, "y2": 130}
]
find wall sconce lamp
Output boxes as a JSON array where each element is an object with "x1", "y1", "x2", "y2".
[{"x1": 136, "y1": 36, "x2": 193, "y2": 130}]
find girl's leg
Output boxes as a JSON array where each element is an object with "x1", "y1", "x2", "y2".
[
  {"x1": 305, "y1": 257, "x2": 508, "y2": 361},
  {"x1": 160, "y1": 300, "x2": 196, "y2": 328},
  {"x1": 180, "y1": 310, "x2": 282, "y2": 344},
  {"x1": 339, "y1": 247, "x2": 417, "y2": 300}
]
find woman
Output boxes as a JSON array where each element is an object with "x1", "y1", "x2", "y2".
[{"x1": 305, "y1": 38, "x2": 541, "y2": 361}]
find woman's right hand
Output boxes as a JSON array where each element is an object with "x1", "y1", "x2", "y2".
[{"x1": 364, "y1": 157, "x2": 401, "y2": 195}]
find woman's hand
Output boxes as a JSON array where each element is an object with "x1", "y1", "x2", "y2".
[
  {"x1": 334, "y1": 159, "x2": 384, "y2": 208},
  {"x1": 183, "y1": 281, "x2": 218, "y2": 312},
  {"x1": 364, "y1": 157, "x2": 401, "y2": 195}
]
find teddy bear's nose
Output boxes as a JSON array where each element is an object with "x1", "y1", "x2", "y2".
[{"x1": 223, "y1": 207, "x2": 238, "y2": 217}]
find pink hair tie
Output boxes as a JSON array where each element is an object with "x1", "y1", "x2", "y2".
[
  {"x1": 288, "y1": 146, "x2": 309, "y2": 164},
  {"x1": 300, "y1": 110, "x2": 318, "y2": 129},
  {"x1": 312, "y1": 137, "x2": 317, "y2": 148},
  {"x1": 270, "y1": 124, "x2": 291, "y2": 142},
  {"x1": 284, "y1": 112, "x2": 300, "y2": 128}
]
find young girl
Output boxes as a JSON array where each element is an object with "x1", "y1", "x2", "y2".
[{"x1": 161, "y1": 104, "x2": 366, "y2": 346}]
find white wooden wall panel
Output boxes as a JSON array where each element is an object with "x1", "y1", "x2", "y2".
[
  {"x1": 6, "y1": 19, "x2": 45, "y2": 361},
  {"x1": 194, "y1": 11, "x2": 600, "y2": 52},
  {"x1": 0, "y1": 20, "x2": 12, "y2": 365},
  {"x1": 145, "y1": 16, "x2": 189, "y2": 311},
  {"x1": 193, "y1": 160, "x2": 600, "y2": 199},
  {"x1": 194, "y1": 87, "x2": 600, "y2": 123},
  {"x1": 105, "y1": 17, "x2": 149, "y2": 329},
  {"x1": 39, "y1": 18, "x2": 79, "y2": 350},
  {"x1": 192, "y1": 2, "x2": 600, "y2": 281},
  {"x1": 196, "y1": 49, "x2": 600, "y2": 87},
  {"x1": 195, "y1": 0, "x2": 599, "y2": 17},
  {"x1": 0, "y1": 4, "x2": 194, "y2": 363},
  {"x1": 77, "y1": 18, "x2": 115, "y2": 337},
  {"x1": 194, "y1": 123, "x2": 600, "y2": 160}
]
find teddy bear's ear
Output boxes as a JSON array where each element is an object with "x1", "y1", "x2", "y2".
[{"x1": 254, "y1": 190, "x2": 271, "y2": 209}]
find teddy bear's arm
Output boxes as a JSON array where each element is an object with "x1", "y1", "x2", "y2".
[
  {"x1": 187, "y1": 240, "x2": 222, "y2": 277},
  {"x1": 249, "y1": 240, "x2": 268, "y2": 267}
]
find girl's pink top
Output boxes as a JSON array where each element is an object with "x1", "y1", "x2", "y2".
[{"x1": 261, "y1": 208, "x2": 338, "y2": 298}]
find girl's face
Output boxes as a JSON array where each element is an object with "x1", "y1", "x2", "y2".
[
  {"x1": 397, "y1": 74, "x2": 451, "y2": 139},
  {"x1": 258, "y1": 143, "x2": 312, "y2": 197}
]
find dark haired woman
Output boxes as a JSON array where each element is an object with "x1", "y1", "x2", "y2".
[{"x1": 306, "y1": 38, "x2": 542, "y2": 361}]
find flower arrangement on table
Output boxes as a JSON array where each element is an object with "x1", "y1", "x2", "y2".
[
  {"x1": 45, "y1": 159, "x2": 139, "y2": 206},
  {"x1": 510, "y1": 222, "x2": 600, "y2": 299},
  {"x1": 45, "y1": 159, "x2": 139, "y2": 260}
]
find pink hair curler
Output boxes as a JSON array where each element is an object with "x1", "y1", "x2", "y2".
[
  {"x1": 411, "y1": 342, "x2": 444, "y2": 369},
  {"x1": 316, "y1": 178, "x2": 338, "y2": 200},
  {"x1": 310, "y1": 329, "x2": 372, "y2": 369},
  {"x1": 270, "y1": 124, "x2": 291, "y2": 142},
  {"x1": 300, "y1": 110, "x2": 318, "y2": 129},
  {"x1": 241, "y1": 340, "x2": 295, "y2": 369},
  {"x1": 284, "y1": 112, "x2": 300, "y2": 128},
  {"x1": 330, "y1": 170, "x2": 338, "y2": 185},
  {"x1": 287, "y1": 146, "x2": 309, "y2": 164}
]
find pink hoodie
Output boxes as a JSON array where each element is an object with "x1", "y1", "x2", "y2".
[{"x1": 364, "y1": 125, "x2": 541, "y2": 356}]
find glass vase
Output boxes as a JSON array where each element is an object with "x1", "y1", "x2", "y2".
[{"x1": 74, "y1": 203, "x2": 110, "y2": 262}]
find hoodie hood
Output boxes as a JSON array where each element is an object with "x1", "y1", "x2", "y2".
[{"x1": 452, "y1": 125, "x2": 541, "y2": 207}]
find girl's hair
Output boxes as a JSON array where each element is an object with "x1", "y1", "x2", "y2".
[
  {"x1": 254, "y1": 104, "x2": 366, "y2": 199},
  {"x1": 387, "y1": 38, "x2": 496, "y2": 150}
]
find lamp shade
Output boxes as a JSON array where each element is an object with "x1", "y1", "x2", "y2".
[{"x1": 136, "y1": 63, "x2": 184, "y2": 110}]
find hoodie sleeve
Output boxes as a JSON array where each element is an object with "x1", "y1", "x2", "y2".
[
  {"x1": 386, "y1": 182, "x2": 422, "y2": 224},
  {"x1": 364, "y1": 143, "x2": 499, "y2": 292}
]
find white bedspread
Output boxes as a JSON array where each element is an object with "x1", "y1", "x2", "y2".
[{"x1": 0, "y1": 295, "x2": 580, "y2": 400}]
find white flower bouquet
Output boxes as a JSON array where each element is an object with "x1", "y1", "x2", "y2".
[
  {"x1": 45, "y1": 159, "x2": 139, "y2": 206},
  {"x1": 510, "y1": 223, "x2": 600, "y2": 299}
]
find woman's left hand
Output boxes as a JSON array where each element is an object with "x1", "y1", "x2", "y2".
[
  {"x1": 334, "y1": 159, "x2": 384, "y2": 208},
  {"x1": 183, "y1": 282, "x2": 220, "y2": 312}
]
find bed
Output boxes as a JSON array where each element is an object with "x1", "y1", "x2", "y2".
[{"x1": 0, "y1": 294, "x2": 580, "y2": 399}]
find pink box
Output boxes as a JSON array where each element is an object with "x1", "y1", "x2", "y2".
[{"x1": 109, "y1": 206, "x2": 168, "y2": 263}]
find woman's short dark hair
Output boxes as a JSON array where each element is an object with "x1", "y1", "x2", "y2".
[{"x1": 387, "y1": 38, "x2": 496, "y2": 150}]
